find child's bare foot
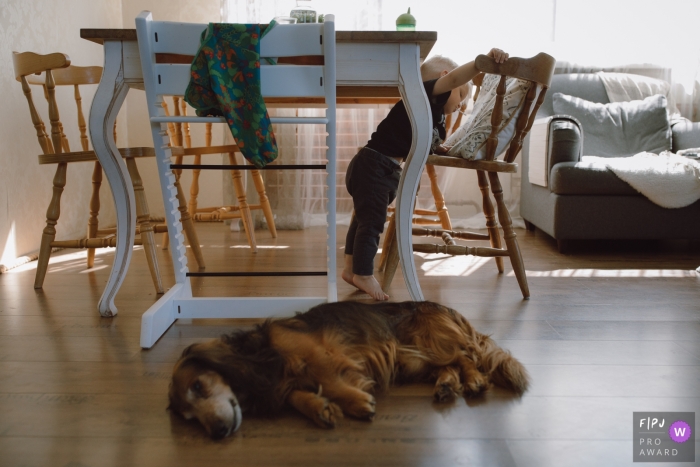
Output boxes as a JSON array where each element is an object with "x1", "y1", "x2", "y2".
[
  {"x1": 341, "y1": 269, "x2": 355, "y2": 286},
  {"x1": 352, "y1": 274, "x2": 389, "y2": 301}
]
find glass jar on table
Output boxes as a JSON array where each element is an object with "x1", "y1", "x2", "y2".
[{"x1": 290, "y1": 0, "x2": 317, "y2": 23}]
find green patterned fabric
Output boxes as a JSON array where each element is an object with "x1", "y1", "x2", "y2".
[{"x1": 184, "y1": 23, "x2": 278, "y2": 168}]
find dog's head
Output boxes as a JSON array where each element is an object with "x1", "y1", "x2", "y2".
[{"x1": 168, "y1": 340, "x2": 243, "y2": 439}]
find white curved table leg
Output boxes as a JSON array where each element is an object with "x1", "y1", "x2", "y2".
[
  {"x1": 89, "y1": 40, "x2": 135, "y2": 317},
  {"x1": 395, "y1": 43, "x2": 431, "y2": 302}
]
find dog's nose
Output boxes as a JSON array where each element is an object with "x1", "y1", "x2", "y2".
[{"x1": 211, "y1": 422, "x2": 230, "y2": 440}]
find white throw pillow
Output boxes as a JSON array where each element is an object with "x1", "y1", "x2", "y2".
[
  {"x1": 445, "y1": 74, "x2": 532, "y2": 160},
  {"x1": 552, "y1": 92, "x2": 671, "y2": 158}
]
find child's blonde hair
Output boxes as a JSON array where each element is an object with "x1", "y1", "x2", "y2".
[{"x1": 420, "y1": 54, "x2": 459, "y2": 80}]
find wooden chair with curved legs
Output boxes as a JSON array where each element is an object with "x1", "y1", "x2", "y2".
[
  {"x1": 162, "y1": 97, "x2": 277, "y2": 253},
  {"x1": 382, "y1": 52, "x2": 556, "y2": 299},
  {"x1": 12, "y1": 51, "x2": 168, "y2": 292}
]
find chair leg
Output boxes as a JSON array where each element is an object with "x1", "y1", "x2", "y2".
[
  {"x1": 161, "y1": 231, "x2": 169, "y2": 250},
  {"x1": 250, "y1": 168, "x2": 277, "y2": 238},
  {"x1": 477, "y1": 170, "x2": 504, "y2": 274},
  {"x1": 86, "y1": 161, "x2": 102, "y2": 269},
  {"x1": 381, "y1": 229, "x2": 400, "y2": 291},
  {"x1": 174, "y1": 175, "x2": 206, "y2": 269},
  {"x1": 426, "y1": 164, "x2": 452, "y2": 230},
  {"x1": 125, "y1": 159, "x2": 164, "y2": 294},
  {"x1": 228, "y1": 152, "x2": 257, "y2": 253},
  {"x1": 35, "y1": 162, "x2": 67, "y2": 289},
  {"x1": 487, "y1": 171, "x2": 529, "y2": 299},
  {"x1": 378, "y1": 213, "x2": 396, "y2": 272},
  {"x1": 188, "y1": 153, "x2": 201, "y2": 218}
]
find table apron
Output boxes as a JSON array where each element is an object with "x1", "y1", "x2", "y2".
[{"x1": 336, "y1": 43, "x2": 400, "y2": 86}]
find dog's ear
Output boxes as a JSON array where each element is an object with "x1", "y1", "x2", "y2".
[{"x1": 180, "y1": 343, "x2": 198, "y2": 357}]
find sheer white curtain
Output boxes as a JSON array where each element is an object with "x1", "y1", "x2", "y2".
[{"x1": 223, "y1": 0, "x2": 700, "y2": 230}]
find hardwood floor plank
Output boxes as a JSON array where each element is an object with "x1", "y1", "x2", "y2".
[
  {"x1": 525, "y1": 364, "x2": 700, "y2": 397},
  {"x1": 545, "y1": 320, "x2": 700, "y2": 340},
  {"x1": 499, "y1": 340, "x2": 700, "y2": 366},
  {"x1": 0, "y1": 436, "x2": 519, "y2": 467}
]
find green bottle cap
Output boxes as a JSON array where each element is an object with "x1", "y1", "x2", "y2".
[{"x1": 396, "y1": 8, "x2": 416, "y2": 26}]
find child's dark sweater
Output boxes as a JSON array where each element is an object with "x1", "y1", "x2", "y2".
[{"x1": 365, "y1": 79, "x2": 451, "y2": 160}]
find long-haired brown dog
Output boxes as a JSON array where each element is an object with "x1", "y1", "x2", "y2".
[{"x1": 168, "y1": 300, "x2": 529, "y2": 439}]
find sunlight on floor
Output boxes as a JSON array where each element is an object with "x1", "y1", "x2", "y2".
[
  {"x1": 415, "y1": 253, "x2": 492, "y2": 276},
  {"x1": 205, "y1": 244, "x2": 290, "y2": 249},
  {"x1": 4, "y1": 241, "x2": 295, "y2": 275},
  {"x1": 228, "y1": 245, "x2": 290, "y2": 249},
  {"x1": 6, "y1": 247, "x2": 119, "y2": 273},
  {"x1": 512, "y1": 269, "x2": 698, "y2": 278}
]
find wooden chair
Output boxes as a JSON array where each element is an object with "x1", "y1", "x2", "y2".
[
  {"x1": 382, "y1": 52, "x2": 556, "y2": 299},
  {"x1": 12, "y1": 51, "x2": 166, "y2": 292},
  {"x1": 162, "y1": 96, "x2": 277, "y2": 253},
  {"x1": 136, "y1": 12, "x2": 338, "y2": 347}
]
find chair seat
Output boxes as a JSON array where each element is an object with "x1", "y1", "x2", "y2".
[
  {"x1": 426, "y1": 154, "x2": 518, "y2": 173},
  {"x1": 38, "y1": 147, "x2": 155, "y2": 165}
]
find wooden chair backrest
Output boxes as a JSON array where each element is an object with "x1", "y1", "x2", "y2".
[
  {"x1": 474, "y1": 52, "x2": 555, "y2": 163},
  {"x1": 444, "y1": 101, "x2": 468, "y2": 138},
  {"x1": 12, "y1": 51, "x2": 103, "y2": 154}
]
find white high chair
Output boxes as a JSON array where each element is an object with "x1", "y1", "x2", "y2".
[{"x1": 136, "y1": 11, "x2": 337, "y2": 348}]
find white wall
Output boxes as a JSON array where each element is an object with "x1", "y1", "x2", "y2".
[
  {"x1": 0, "y1": 0, "x2": 123, "y2": 264},
  {"x1": 0, "y1": 0, "x2": 222, "y2": 265}
]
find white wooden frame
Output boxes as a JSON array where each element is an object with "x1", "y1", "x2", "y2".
[{"x1": 136, "y1": 12, "x2": 337, "y2": 347}]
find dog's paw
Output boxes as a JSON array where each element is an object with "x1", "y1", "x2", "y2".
[
  {"x1": 313, "y1": 400, "x2": 344, "y2": 429},
  {"x1": 433, "y1": 382, "x2": 461, "y2": 402},
  {"x1": 463, "y1": 372, "x2": 489, "y2": 397},
  {"x1": 344, "y1": 393, "x2": 376, "y2": 420}
]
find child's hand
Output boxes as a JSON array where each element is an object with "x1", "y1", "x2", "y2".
[
  {"x1": 487, "y1": 48, "x2": 509, "y2": 63},
  {"x1": 434, "y1": 144, "x2": 452, "y2": 155}
]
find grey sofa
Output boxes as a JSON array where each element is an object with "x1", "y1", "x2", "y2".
[{"x1": 520, "y1": 71, "x2": 700, "y2": 251}]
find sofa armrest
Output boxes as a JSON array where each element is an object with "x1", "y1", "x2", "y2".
[
  {"x1": 526, "y1": 115, "x2": 582, "y2": 188},
  {"x1": 671, "y1": 120, "x2": 700, "y2": 152}
]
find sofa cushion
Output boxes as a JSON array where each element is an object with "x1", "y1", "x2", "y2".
[
  {"x1": 445, "y1": 73, "x2": 532, "y2": 160},
  {"x1": 539, "y1": 73, "x2": 610, "y2": 117},
  {"x1": 550, "y1": 160, "x2": 639, "y2": 196},
  {"x1": 552, "y1": 93, "x2": 671, "y2": 158}
]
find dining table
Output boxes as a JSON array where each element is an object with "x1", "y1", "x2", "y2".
[{"x1": 81, "y1": 26, "x2": 438, "y2": 345}]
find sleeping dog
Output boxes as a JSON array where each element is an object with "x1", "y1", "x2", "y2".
[{"x1": 167, "y1": 300, "x2": 529, "y2": 439}]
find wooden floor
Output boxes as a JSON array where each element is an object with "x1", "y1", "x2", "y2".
[{"x1": 1, "y1": 223, "x2": 699, "y2": 467}]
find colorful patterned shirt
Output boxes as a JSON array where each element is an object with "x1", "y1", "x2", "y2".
[{"x1": 185, "y1": 23, "x2": 278, "y2": 168}]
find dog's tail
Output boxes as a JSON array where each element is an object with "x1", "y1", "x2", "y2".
[{"x1": 479, "y1": 338, "x2": 530, "y2": 394}]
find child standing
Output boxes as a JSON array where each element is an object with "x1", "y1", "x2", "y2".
[{"x1": 342, "y1": 48, "x2": 509, "y2": 301}]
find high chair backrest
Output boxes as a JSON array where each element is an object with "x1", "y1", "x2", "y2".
[{"x1": 136, "y1": 12, "x2": 336, "y2": 111}]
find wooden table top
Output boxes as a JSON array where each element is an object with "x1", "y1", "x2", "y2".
[
  {"x1": 80, "y1": 29, "x2": 437, "y2": 59},
  {"x1": 80, "y1": 28, "x2": 437, "y2": 103}
]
